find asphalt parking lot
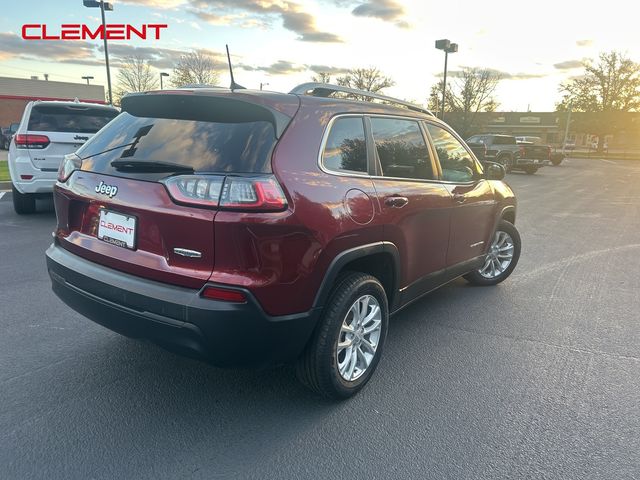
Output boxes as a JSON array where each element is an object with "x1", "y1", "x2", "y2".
[{"x1": 1, "y1": 158, "x2": 639, "y2": 479}]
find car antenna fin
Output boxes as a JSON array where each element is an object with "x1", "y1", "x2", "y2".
[{"x1": 226, "y1": 44, "x2": 246, "y2": 91}]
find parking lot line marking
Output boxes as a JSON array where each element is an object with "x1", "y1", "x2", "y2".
[
  {"x1": 0, "y1": 192, "x2": 5, "y2": 201},
  {"x1": 601, "y1": 159, "x2": 617, "y2": 165}
]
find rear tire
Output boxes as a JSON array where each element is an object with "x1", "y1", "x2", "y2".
[
  {"x1": 551, "y1": 157, "x2": 563, "y2": 166},
  {"x1": 2, "y1": 139, "x2": 8, "y2": 150},
  {"x1": 464, "y1": 220, "x2": 521, "y2": 286},
  {"x1": 296, "y1": 272, "x2": 388, "y2": 399},
  {"x1": 12, "y1": 185, "x2": 36, "y2": 214},
  {"x1": 497, "y1": 155, "x2": 513, "y2": 173},
  {"x1": 524, "y1": 166, "x2": 538, "y2": 174}
]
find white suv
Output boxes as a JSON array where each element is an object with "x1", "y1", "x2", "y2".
[{"x1": 8, "y1": 100, "x2": 118, "y2": 214}]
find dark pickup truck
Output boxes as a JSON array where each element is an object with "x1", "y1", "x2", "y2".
[{"x1": 466, "y1": 134, "x2": 550, "y2": 174}]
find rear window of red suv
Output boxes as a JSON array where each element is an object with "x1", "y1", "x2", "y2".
[{"x1": 77, "y1": 112, "x2": 277, "y2": 175}]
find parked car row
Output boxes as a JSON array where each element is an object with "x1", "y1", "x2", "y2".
[
  {"x1": 466, "y1": 134, "x2": 562, "y2": 174},
  {"x1": 1, "y1": 122, "x2": 19, "y2": 150},
  {"x1": 4, "y1": 83, "x2": 522, "y2": 398}
]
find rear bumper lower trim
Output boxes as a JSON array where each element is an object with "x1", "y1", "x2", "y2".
[{"x1": 46, "y1": 243, "x2": 319, "y2": 367}]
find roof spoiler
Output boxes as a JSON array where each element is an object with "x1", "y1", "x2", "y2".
[{"x1": 121, "y1": 92, "x2": 292, "y2": 138}]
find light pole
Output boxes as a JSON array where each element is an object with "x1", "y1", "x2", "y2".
[
  {"x1": 160, "y1": 72, "x2": 169, "y2": 89},
  {"x1": 562, "y1": 100, "x2": 573, "y2": 156},
  {"x1": 83, "y1": 0, "x2": 114, "y2": 104},
  {"x1": 82, "y1": 75, "x2": 94, "y2": 85},
  {"x1": 435, "y1": 39, "x2": 458, "y2": 120},
  {"x1": 260, "y1": 82, "x2": 269, "y2": 90}
]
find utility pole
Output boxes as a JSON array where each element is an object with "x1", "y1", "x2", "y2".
[
  {"x1": 100, "y1": 1, "x2": 113, "y2": 104},
  {"x1": 562, "y1": 101, "x2": 573, "y2": 156}
]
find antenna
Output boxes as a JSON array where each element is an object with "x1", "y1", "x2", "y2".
[{"x1": 226, "y1": 44, "x2": 245, "y2": 90}]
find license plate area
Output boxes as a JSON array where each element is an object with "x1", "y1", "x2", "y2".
[{"x1": 98, "y1": 209, "x2": 137, "y2": 250}]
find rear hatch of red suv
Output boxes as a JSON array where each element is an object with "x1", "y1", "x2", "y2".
[{"x1": 53, "y1": 91, "x2": 295, "y2": 289}]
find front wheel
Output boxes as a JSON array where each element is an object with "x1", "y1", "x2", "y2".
[
  {"x1": 296, "y1": 272, "x2": 388, "y2": 399},
  {"x1": 524, "y1": 166, "x2": 538, "y2": 174},
  {"x1": 464, "y1": 220, "x2": 521, "y2": 286}
]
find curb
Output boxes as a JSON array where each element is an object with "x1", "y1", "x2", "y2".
[{"x1": 0, "y1": 181, "x2": 11, "y2": 191}]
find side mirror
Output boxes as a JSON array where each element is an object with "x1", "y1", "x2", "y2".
[{"x1": 485, "y1": 162, "x2": 505, "y2": 180}]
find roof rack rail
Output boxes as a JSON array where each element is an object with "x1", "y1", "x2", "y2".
[{"x1": 289, "y1": 82, "x2": 433, "y2": 116}]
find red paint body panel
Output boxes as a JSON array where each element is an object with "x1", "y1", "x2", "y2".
[
  {"x1": 54, "y1": 171, "x2": 216, "y2": 289},
  {"x1": 52, "y1": 89, "x2": 517, "y2": 321}
]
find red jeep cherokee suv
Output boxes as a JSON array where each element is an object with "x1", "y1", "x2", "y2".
[{"x1": 46, "y1": 83, "x2": 520, "y2": 398}]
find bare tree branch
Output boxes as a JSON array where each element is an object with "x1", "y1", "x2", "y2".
[
  {"x1": 172, "y1": 50, "x2": 220, "y2": 87},
  {"x1": 336, "y1": 67, "x2": 395, "y2": 101},
  {"x1": 114, "y1": 55, "x2": 159, "y2": 105}
]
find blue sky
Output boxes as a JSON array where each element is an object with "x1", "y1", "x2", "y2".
[{"x1": 0, "y1": 0, "x2": 638, "y2": 110}]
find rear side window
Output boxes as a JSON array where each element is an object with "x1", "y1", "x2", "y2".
[
  {"x1": 492, "y1": 136, "x2": 516, "y2": 145},
  {"x1": 370, "y1": 118, "x2": 433, "y2": 180},
  {"x1": 28, "y1": 105, "x2": 117, "y2": 133},
  {"x1": 77, "y1": 112, "x2": 277, "y2": 175},
  {"x1": 322, "y1": 117, "x2": 367, "y2": 173}
]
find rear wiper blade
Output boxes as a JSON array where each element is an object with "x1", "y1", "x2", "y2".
[{"x1": 110, "y1": 160, "x2": 194, "y2": 173}]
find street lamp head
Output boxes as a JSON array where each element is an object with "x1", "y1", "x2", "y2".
[
  {"x1": 446, "y1": 43, "x2": 459, "y2": 54},
  {"x1": 435, "y1": 39, "x2": 451, "y2": 51},
  {"x1": 83, "y1": 0, "x2": 113, "y2": 10},
  {"x1": 82, "y1": 75, "x2": 94, "y2": 79},
  {"x1": 160, "y1": 73, "x2": 170, "y2": 77}
]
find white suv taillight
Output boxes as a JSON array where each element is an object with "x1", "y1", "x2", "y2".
[
  {"x1": 14, "y1": 134, "x2": 50, "y2": 149},
  {"x1": 57, "y1": 153, "x2": 83, "y2": 182},
  {"x1": 161, "y1": 175, "x2": 287, "y2": 211}
]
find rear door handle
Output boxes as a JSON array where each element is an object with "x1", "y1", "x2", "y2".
[
  {"x1": 385, "y1": 196, "x2": 409, "y2": 208},
  {"x1": 453, "y1": 193, "x2": 466, "y2": 204}
]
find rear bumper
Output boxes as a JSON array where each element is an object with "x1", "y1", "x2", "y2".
[
  {"x1": 514, "y1": 158, "x2": 549, "y2": 167},
  {"x1": 9, "y1": 153, "x2": 57, "y2": 194},
  {"x1": 46, "y1": 243, "x2": 319, "y2": 367}
]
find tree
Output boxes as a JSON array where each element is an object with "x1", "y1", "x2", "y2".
[
  {"x1": 336, "y1": 67, "x2": 395, "y2": 100},
  {"x1": 428, "y1": 68, "x2": 501, "y2": 137},
  {"x1": 557, "y1": 51, "x2": 640, "y2": 152},
  {"x1": 312, "y1": 72, "x2": 332, "y2": 83},
  {"x1": 172, "y1": 50, "x2": 219, "y2": 87},
  {"x1": 114, "y1": 55, "x2": 158, "y2": 105}
]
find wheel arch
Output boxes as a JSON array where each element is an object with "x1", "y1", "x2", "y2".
[
  {"x1": 313, "y1": 242, "x2": 401, "y2": 312},
  {"x1": 500, "y1": 206, "x2": 516, "y2": 225}
]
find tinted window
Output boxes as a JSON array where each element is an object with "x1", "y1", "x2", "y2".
[
  {"x1": 492, "y1": 136, "x2": 516, "y2": 145},
  {"x1": 28, "y1": 105, "x2": 117, "y2": 133},
  {"x1": 322, "y1": 117, "x2": 367, "y2": 173},
  {"x1": 370, "y1": 118, "x2": 432, "y2": 180},
  {"x1": 77, "y1": 112, "x2": 277, "y2": 176},
  {"x1": 425, "y1": 123, "x2": 479, "y2": 183}
]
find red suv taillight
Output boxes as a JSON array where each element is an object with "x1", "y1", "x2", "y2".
[
  {"x1": 547, "y1": 146, "x2": 552, "y2": 160},
  {"x1": 519, "y1": 145, "x2": 526, "y2": 157},
  {"x1": 57, "y1": 153, "x2": 83, "y2": 182},
  {"x1": 14, "y1": 134, "x2": 50, "y2": 149},
  {"x1": 162, "y1": 174, "x2": 287, "y2": 211}
]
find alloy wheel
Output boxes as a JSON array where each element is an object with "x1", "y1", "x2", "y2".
[
  {"x1": 479, "y1": 230, "x2": 515, "y2": 279},
  {"x1": 336, "y1": 294, "x2": 382, "y2": 382}
]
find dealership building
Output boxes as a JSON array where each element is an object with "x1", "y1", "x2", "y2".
[
  {"x1": 456, "y1": 111, "x2": 640, "y2": 151},
  {"x1": 0, "y1": 76, "x2": 106, "y2": 126}
]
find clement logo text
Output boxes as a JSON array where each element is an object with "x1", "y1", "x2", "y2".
[{"x1": 21, "y1": 23, "x2": 168, "y2": 40}]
